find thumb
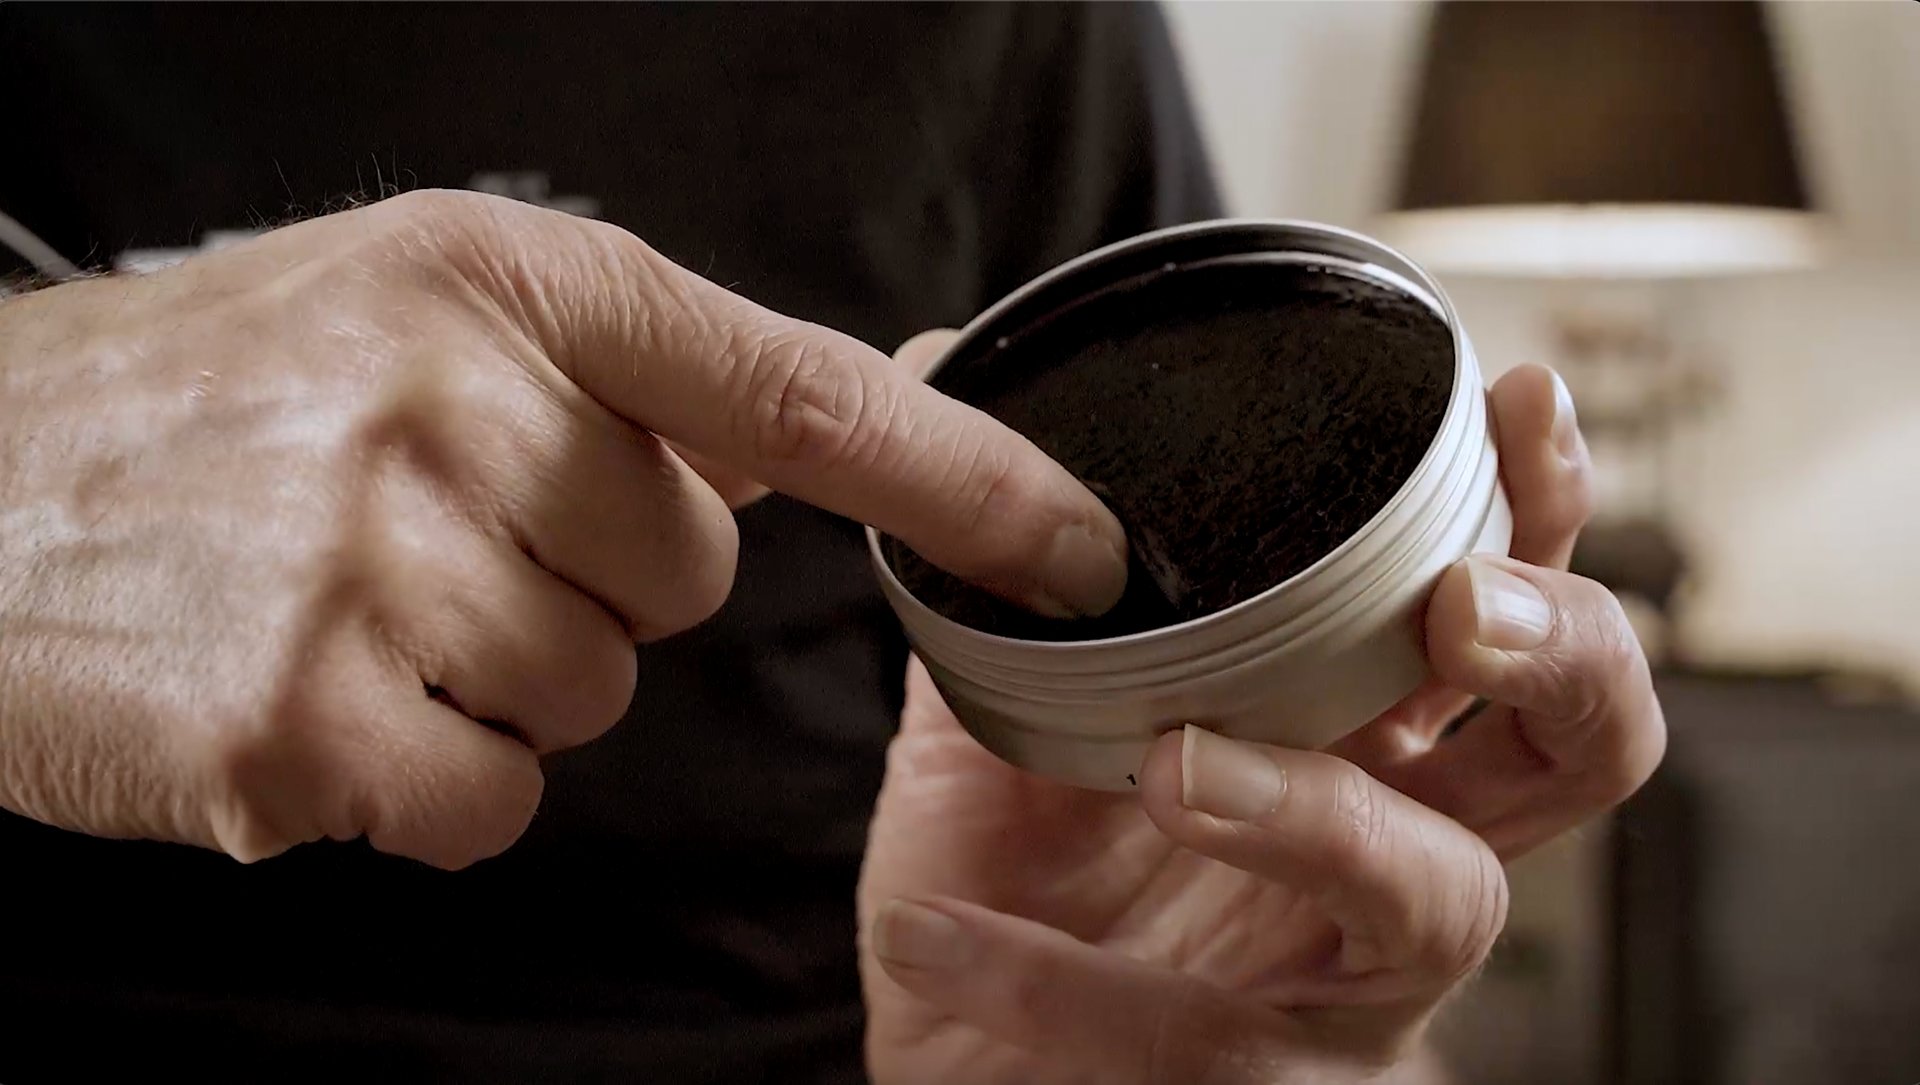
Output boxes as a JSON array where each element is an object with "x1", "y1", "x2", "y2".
[{"x1": 435, "y1": 195, "x2": 1127, "y2": 619}]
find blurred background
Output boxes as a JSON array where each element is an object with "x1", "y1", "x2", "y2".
[
  {"x1": 2, "y1": 4, "x2": 1912, "y2": 1082},
  {"x1": 1159, "y1": 2, "x2": 1919, "y2": 1082}
]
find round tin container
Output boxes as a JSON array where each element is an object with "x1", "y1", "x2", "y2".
[{"x1": 867, "y1": 220, "x2": 1512, "y2": 791}]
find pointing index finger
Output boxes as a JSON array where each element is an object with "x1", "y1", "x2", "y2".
[{"x1": 474, "y1": 199, "x2": 1130, "y2": 618}]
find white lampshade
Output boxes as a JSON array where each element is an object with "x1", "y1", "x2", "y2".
[
  {"x1": 1381, "y1": 1, "x2": 1824, "y2": 281},
  {"x1": 1375, "y1": 204, "x2": 1827, "y2": 279}
]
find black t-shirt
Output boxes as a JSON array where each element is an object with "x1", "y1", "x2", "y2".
[{"x1": 0, "y1": 5, "x2": 1219, "y2": 1081}]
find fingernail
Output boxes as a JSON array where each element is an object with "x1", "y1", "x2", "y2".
[
  {"x1": 1180, "y1": 725, "x2": 1286, "y2": 822},
  {"x1": 874, "y1": 899, "x2": 973, "y2": 971},
  {"x1": 1037, "y1": 519, "x2": 1129, "y2": 618},
  {"x1": 1467, "y1": 559, "x2": 1553, "y2": 651},
  {"x1": 1548, "y1": 370, "x2": 1582, "y2": 462}
]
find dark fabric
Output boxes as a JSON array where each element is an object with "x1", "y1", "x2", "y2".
[{"x1": 0, "y1": 3, "x2": 1219, "y2": 1082}]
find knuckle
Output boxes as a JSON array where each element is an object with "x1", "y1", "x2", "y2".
[
  {"x1": 351, "y1": 366, "x2": 506, "y2": 511},
  {"x1": 1539, "y1": 579, "x2": 1667, "y2": 801},
  {"x1": 684, "y1": 513, "x2": 742, "y2": 622},
  {"x1": 200, "y1": 698, "x2": 339, "y2": 861},
  {"x1": 371, "y1": 189, "x2": 550, "y2": 315},
  {"x1": 374, "y1": 739, "x2": 545, "y2": 871},
  {"x1": 1535, "y1": 578, "x2": 1639, "y2": 723},
  {"x1": 375, "y1": 190, "x2": 507, "y2": 271},
  {"x1": 1585, "y1": 585, "x2": 1647, "y2": 685},
  {"x1": 740, "y1": 330, "x2": 875, "y2": 468},
  {"x1": 1532, "y1": 649, "x2": 1599, "y2": 728},
  {"x1": 565, "y1": 628, "x2": 641, "y2": 736},
  {"x1": 382, "y1": 188, "x2": 500, "y2": 237},
  {"x1": 464, "y1": 757, "x2": 544, "y2": 864},
  {"x1": 202, "y1": 731, "x2": 278, "y2": 833},
  {"x1": 1561, "y1": 455, "x2": 1598, "y2": 524},
  {"x1": 906, "y1": 434, "x2": 1053, "y2": 593},
  {"x1": 632, "y1": 499, "x2": 740, "y2": 642},
  {"x1": 415, "y1": 759, "x2": 544, "y2": 872},
  {"x1": 205, "y1": 698, "x2": 321, "y2": 790},
  {"x1": 907, "y1": 435, "x2": 1052, "y2": 594},
  {"x1": 950, "y1": 444, "x2": 1032, "y2": 560}
]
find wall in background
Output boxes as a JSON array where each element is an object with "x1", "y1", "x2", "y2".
[
  {"x1": 1163, "y1": 1, "x2": 1426, "y2": 229},
  {"x1": 1163, "y1": 0, "x2": 1920, "y2": 686}
]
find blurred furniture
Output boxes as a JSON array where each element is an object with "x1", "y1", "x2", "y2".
[
  {"x1": 1430, "y1": 669, "x2": 1920, "y2": 1085},
  {"x1": 1612, "y1": 670, "x2": 1920, "y2": 1085}
]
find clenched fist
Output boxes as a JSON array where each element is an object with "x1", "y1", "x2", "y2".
[{"x1": 0, "y1": 191, "x2": 1128, "y2": 869}]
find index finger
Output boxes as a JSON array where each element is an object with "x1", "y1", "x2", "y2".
[{"x1": 443, "y1": 194, "x2": 1129, "y2": 619}]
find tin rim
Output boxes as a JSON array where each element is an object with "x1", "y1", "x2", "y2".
[{"x1": 864, "y1": 217, "x2": 1474, "y2": 656}]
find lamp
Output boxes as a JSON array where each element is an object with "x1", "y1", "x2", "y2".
[
  {"x1": 1377, "y1": 0, "x2": 1824, "y2": 278},
  {"x1": 1376, "y1": 0, "x2": 1826, "y2": 650}
]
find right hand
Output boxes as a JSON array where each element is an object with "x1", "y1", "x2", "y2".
[
  {"x1": 859, "y1": 353, "x2": 1661, "y2": 1084},
  {"x1": 0, "y1": 190, "x2": 1128, "y2": 869}
]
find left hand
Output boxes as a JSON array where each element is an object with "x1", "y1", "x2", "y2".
[{"x1": 858, "y1": 332, "x2": 1666, "y2": 1083}]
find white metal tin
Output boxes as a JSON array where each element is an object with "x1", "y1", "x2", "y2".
[{"x1": 867, "y1": 220, "x2": 1512, "y2": 791}]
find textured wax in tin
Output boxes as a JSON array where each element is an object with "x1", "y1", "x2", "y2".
[{"x1": 886, "y1": 261, "x2": 1454, "y2": 642}]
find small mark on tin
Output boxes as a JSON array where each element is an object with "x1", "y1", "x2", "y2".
[
  {"x1": 1126, "y1": 773, "x2": 1137, "y2": 787},
  {"x1": 995, "y1": 336, "x2": 1010, "y2": 350}
]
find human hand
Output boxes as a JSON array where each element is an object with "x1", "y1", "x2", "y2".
[
  {"x1": 0, "y1": 192, "x2": 1127, "y2": 869},
  {"x1": 859, "y1": 334, "x2": 1663, "y2": 1083}
]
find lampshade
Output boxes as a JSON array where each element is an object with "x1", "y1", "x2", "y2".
[{"x1": 1376, "y1": 0, "x2": 1824, "y2": 278}]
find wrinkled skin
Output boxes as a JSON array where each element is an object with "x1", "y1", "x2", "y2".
[{"x1": 0, "y1": 193, "x2": 1126, "y2": 869}]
